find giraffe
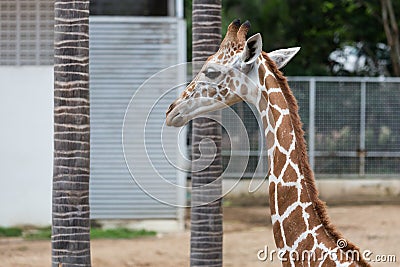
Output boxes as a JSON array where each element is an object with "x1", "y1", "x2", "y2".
[{"x1": 166, "y1": 19, "x2": 370, "y2": 267}]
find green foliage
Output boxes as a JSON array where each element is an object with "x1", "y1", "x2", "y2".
[
  {"x1": 184, "y1": 0, "x2": 400, "y2": 76},
  {"x1": 0, "y1": 226, "x2": 23, "y2": 237},
  {"x1": 90, "y1": 228, "x2": 156, "y2": 239},
  {"x1": 24, "y1": 226, "x2": 52, "y2": 240},
  {"x1": 0, "y1": 226, "x2": 156, "y2": 240}
]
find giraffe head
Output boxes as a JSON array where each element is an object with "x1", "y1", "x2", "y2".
[{"x1": 166, "y1": 19, "x2": 300, "y2": 127}]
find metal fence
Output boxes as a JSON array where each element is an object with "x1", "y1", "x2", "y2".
[{"x1": 221, "y1": 77, "x2": 400, "y2": 178}]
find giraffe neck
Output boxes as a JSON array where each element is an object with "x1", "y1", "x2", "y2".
[{"x1": 250, "y1": 55, "x2": 368, "y2": 266}]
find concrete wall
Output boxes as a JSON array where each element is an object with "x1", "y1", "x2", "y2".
[{"x1": 0, "y1": 66, "x2": 53, "y2": 227}]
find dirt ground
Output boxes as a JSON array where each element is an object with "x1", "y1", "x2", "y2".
[{"x1": 1, "y1": 205, "x2": 399, "y2": 267}]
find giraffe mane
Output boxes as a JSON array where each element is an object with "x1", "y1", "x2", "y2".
[{"x1": 262, "y1": 51, "x2": 370, "y2": 267}]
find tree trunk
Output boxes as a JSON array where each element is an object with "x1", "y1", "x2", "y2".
[
  {"x1": 52, "y1": 1, "x2": 91, "y2": 266},
  {"x1": 190, "y1": 0, "x2": 223, "y2": 266},
  {"x1": 381, "y1": 0, "x2": 400, "y2": 76}
]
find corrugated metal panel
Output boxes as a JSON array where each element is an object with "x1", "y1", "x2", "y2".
[{"x1": 89, "y1": 16, "x2": 186, "y2": 220}]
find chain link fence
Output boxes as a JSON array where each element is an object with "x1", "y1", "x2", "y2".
[{"x1": 222, "y1": 77, "x2": 400, "y2": 178}]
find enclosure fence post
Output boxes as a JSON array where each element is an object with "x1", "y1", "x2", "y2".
[
  {"x1": 176, "y1": 0, "x2": 184, "y2": 18},
  {"x1": 309, "y1": 78, "x2": 316, "y2": 172},
  {"x1": 176, "y1": 18, "x2": 187, "y2": 230},
  {"x1": 359, "y1": 80, "x2": 367, "y2": 177}
]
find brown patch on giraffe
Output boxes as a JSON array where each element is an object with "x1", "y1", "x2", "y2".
[
  {"x1": 315, "y1": 227, "x2": 336, "y2": 249},
  {"x1": 294, "y1": 261, "x2": 304, "y2": 267},
  {"x1": 201, "y1": 88, "x2": 208, "y2": 97},
  {"x1": 235, "y1": 80, "x2": 240, "y2": 87},
  {"x1": 296, "y1": 233, "x2": 315, "y2": 255},
  {"x1": 258, "y1": 65, "x2": 266, "y2": 86},
  {"x1": 272, "y1": 221, "x2": 284, "y2": 249},
  {"x1": 259, "y1": 99, "x2": 267, "y2": 113},
  {"x1": 208, "y1": 87, "x2": 217, "y2": 98},
  {"x1": 265, "y1": 74, "x2": 280, "y2": 89},
  {"x1": 313, "y1": 247, "x2": 325, "y2": 264},
  {"x1": 240, "y1": 84, "x2": 248, "y2": 95},
  {"x1": 262, "y1": 115, "x2": 268, "y2": 130},
  {"x1": 216, "y1": 95, "x2": 222, "y2": 102},
  {"x1": 267, "y1": 108, "x2": 276, "y2": 128},
  {"x1": 311, "y1": 248, "x2": 325, "y2": 266},
  {"x1": 272, "y1": 148, "x2": 286, "y2": 178},
  {"x1": 277, "y1": 183, "x2": 298, "y2": 217},
  {"x1": 276, "y1": 115, "x2": 294, "y2": 151},
  {"x1": 266, "y1": 131, "x2": 274, "y2": 149},
  {"x1": 228, "y1": 79, "x2": 235, "y2": 90},
  {"x1": 218, "y1": 53, "x2": 224, "y2": 60},
  {"x1": 258, "y1": 90, "x2": 269, "y2": 112},
  {"x1": 281, "y1": 163, "x2": 298, "y2": 183},
  {"x1": 269, "y1": 92, "x2": 287, "y2": 109},
  {"x1": 187, "y1": 84, "x2": 195, "y2": 92},
  {"x1": 220, "y1": 88, "x2": 228, "y2": 96},
  {"x1": 230, "y1": 50, "x2": 234, "y2": 56},
  {"x1": 321, "y1": 256, "x2": 336, "y2": 267},
  {"x1": 289, "y1": 147, "x2": 300, "y2": 165},
  {"x1": 269, "y1": 183, "x2": 276, "y2": 215},
  {"x1": 269, "y1": 106, "x2": 281, "y2": 123},
  {"x1": 282, "y1": 206, "x2": 307, "y2": 247},
  {"x1": 194, "y1": 92, "x2": 200, "y2": 98},
  {"x1": 291, "y1": 243, "x2": 316, "y2": 265},
  {"x1": 181, "y1": 91, "x2": 188, "y2": 99}
]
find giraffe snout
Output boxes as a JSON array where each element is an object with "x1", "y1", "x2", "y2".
[{"x1": 166, "y1": 99, "x2": 187, "y2": 127}]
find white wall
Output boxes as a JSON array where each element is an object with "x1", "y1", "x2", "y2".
[{"x1": 0, "y1": 66, "x2": 53, "y2": 226}]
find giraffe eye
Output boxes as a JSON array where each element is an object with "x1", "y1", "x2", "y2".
[{"x1": 204, "y1": 69, "x2": 221, "y2": 79}]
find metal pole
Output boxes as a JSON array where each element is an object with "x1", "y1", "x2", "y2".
[
  {"x1": 176, "y1": 18, "x2": 187, "y2": 230},
  {"x1": 176, "y1": 0, "x2": 184, "y2": 18},
  {"x1": 359, "y1": 81, "x2": 367, "y2": 177},
  {"x1": 309, "y1": 78, "x2": 316, "y2": 171}
]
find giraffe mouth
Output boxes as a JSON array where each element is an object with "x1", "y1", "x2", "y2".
[
  {"x1": 166, "y1": 110, "x2": 186, "y2": 127},
  {"x1": 166, "y1": 101, "x2": 187, "y2": 127}
]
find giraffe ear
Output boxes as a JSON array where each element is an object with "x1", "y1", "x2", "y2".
[
  {"x1": 242, "y1": 33, "x2": 262, "y2": 64},
  {"x1": 267, "y1": 47, "x2": 300, "y2": 69}
]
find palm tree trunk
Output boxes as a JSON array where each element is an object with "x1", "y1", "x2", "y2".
[
  {"x1": 190, "y1": 0, "x2": 223, "y2": 266},
  {"x1": 52, "y1": 1, "x2": 91, "y2": 266}
]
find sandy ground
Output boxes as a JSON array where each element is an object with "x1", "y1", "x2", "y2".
[{"x1": 0, "y1": 205, "x2": 399, "y2": 267}]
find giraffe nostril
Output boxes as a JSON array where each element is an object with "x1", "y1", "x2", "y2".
[{"x1": 166, "y1": 101, "x2": 178, "y2": 116}]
